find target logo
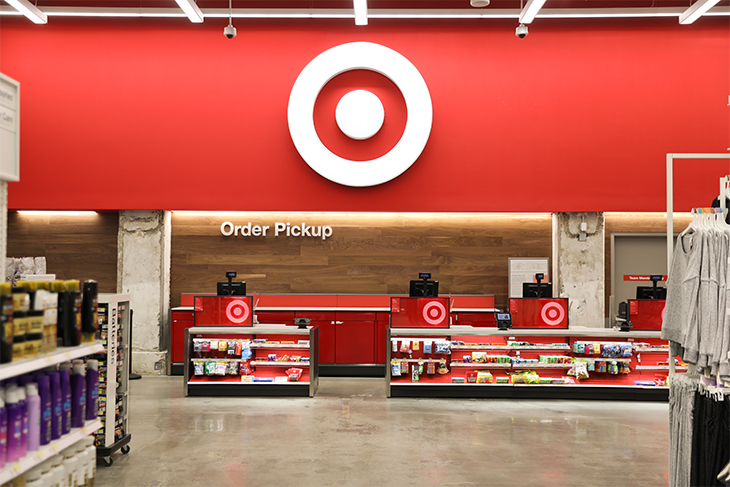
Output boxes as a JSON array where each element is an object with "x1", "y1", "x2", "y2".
[
  {"x1": 288, "y1": 42, "x2": 433, "y2": 187},
  {"x1": 422, "y1": 301, "x2": 447, "y2": 326},
  {"x1": 661, "y1": 306, "x2": 666, "y2": 322},
  {"x1": 540, "y1": 302, "x2": 566, "y2": 327},
  {"x1": 225, "y1": 299, "x2": 250, "y2": 324}
]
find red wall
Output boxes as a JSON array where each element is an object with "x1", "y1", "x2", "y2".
[{"x1": 1, "y1": 18, "x2": 728, "y2": 212}]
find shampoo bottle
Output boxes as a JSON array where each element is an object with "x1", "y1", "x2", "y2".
[
  {"x1": 0, "y1": 282, "x2": 13, "y2": 364},
  {"x1": 85, "y1": 359, "x2": 98, "y2": 421},
  {"x1": 26, "y1": 382, "x2": 40, "y2": 452},
  {"x1": 36, "y1": 374, "x2": 52, "y2": 445},
  {"x1": 17, "y1": 384, "x2": 28, "y2": 458},
  {"x1": 0, "y1": 395, "x2": 7, "y2": 468},
  {"x1": 80, "y1": 281, "x2": 98, "y2": 344},
  {"x1": 84, "y1": 436, "x2": 96, "y2": 487},
  {"x1": 49, "y1": 370, "x2": 63, "y2": 440},
  {"x1": 70, "y1": 361, "x2": 86, "y2": 428},
  {"x1": 50, "y1": 454, "x2": 66, "y2": 487},
  {"x1": 6, "y1": 388, "x2": 21, "y2": 463},
  {"x1": 59, "y1": 363, "x2": 72, "y2": 435}
]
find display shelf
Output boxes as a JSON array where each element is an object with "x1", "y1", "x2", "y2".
[
  {"x1": 388, "y1": 327, "x2": 670, "y2": 401},
  {"x1": 185, "y1": 325, "x2": 319, "y2": 397},
  {"x1": 0, "y1": 419, "x2": 102, "y2": 484},
  {"x1": 250, "y1": 361, "x2": 310, "y2": 367},
  {"x1": 393, "y1": 358, "x2": 444, "y2": 363},
  {"x1": 634, "y1": 347, "x2": 670, "y2": 353},
  {"x1": 635, "y1": 365, "x2": 688, "y2": 371},
  {"x1": 0, "y1": 342, "x2": 104, "y2": 381}
]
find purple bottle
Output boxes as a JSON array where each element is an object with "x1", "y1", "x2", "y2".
[
  {"x1": 59, "y1": 364, "x2": 71, "y2": 434},
  {"x1": 70, "y1": 361, "x2": 86, "y2": 428},
  {"x1": 16, "y1": 386, "x2": 27, "y2": 459},
  {"x1": 25, "y1": 383, "x2": 40, "y2": 453},
  {"x1": 36, "y1": 375, "x2": 52, "y2": 445},
  {"x1": 0, "y1": 396, "x2": 6, "y2": 468},
  {"x1": 85, "y1": 359, "x2": 98, "y2": 421},
  {"x1": 5, "y1": 388, "x2": 21, "y2": 463},
  {"x1": 48, "y1": 371, "x2": 62, "y2": 440}
]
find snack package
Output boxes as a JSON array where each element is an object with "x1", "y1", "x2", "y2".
[
  {"x1": 227, "y1": 360, "x2": 239, "y2": 375},
  {"x1": 241, "y1": 343, "x2": 252, "y2": 360},
  {"x1": 471, "y1": 352, "x2": 485, "y2": 363},
  {"x1": 427, "y1": 362, "x2": 435, "y2": 374},
  {"x1": 411, "y1": 364, "x2": 420, "y2": 382},
  {"x1": 235, "y1": 340, "x2": 243, "y2": 356},
  {"x1": 567, "y1": 361, "x2": 589, "y2": 380},
  {"x1": 400, "y1": 341, "x2": 412, "y2": 353},
  {"x1": 202, "y1": 341, "x2": 211, "y2": 353},
  {"x1": 476, "y1": 371, "x2": 493, "y2": 383},
  {"x1": 400, "y1": 361, "x2": 409, "y2": 375},
  {"x1": 218, "y1": 341, "x2": 228, "y2": 352},
  {"x1": 286, "y1": 368, "x2": 303, "y2": 382},
  {"x1": 392, "y1": 340, "x2": 398, "y2": 353},
  {"x1": 423, "y1": 341, "x2": 432, "y2": 354},
  {"x1": 412, "y1": 341, "x2": 420, "y2": 351},
  {"x1": 205, "y1": 360, "x2": 216, "y2": 376},
  {"x1": 193, "y1": 340, "x2": 202, "y2": 353},
  {"x1": 240, "y1": 360, "x2": 253, "y2": 375},
  {"x1": 268, "y1": 353, "x2": 277, "y2": 361},
  {"x1": 437, "y1": 361, "x2": 449, "y2": 375},
  {"x1": 463, "y1": 355, "x2": 472, "y2": 363},
  {"x1": 466, "y1": 371, "x2": 478, "y2": 383},
  {"x1": 193, "y1": 360, "x2": 204, "y2": 376},
  {"x1": 228, "y1": 341, "x2": 236, "y2": 355},
  {"x1": 621, "y1": 344, "x2": 633, "y2": 358},
  {"x1": 435, "y1": 341, "x2": 451, "y2": 355},
  {"x1": 216, "y1": 361, "x2": 227, "y2": 376},
  {"x1": 391, "y1": 360, "x2": 401, "y2": 377},
  {"x1": 209, "y1": 340, "x2": 218, "y2": 351}
]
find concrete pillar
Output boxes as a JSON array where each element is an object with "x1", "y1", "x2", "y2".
[
  {"x1": 553, "y1": 212, "x2": 605, "y2": 328},
  {"x1": 0, "y1": 182, "x2": 6, "y2": 267},
  {"x1": 117, "y1": 210, "x2": 171, "y2": 374}
]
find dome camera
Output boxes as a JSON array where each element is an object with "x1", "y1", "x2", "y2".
[
  {"x1": 224, "y1": 24, "x2": 237, "y2": 39},
  {"x1": 516, "y1": 23, "x2": 528, "y2": 39},
  {"x1": 470, "y1": 0, "x2": 490, "y2": 6}
]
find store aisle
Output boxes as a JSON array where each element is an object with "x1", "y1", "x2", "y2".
[{"x1": 96, "y1": 377, "x2": 669, "y2": 487}]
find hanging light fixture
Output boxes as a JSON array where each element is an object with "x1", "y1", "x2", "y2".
[
  {"x1": 4, "y1": 0, "x2": 47, "y2": 24},
  {"x1": 174, "y1": 0, "x2": 203, "y2": 23}
]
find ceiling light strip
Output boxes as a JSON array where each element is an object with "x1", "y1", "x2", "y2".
[
  {"x1": 679, "y1": 0, "x2": 722, "y2": 24},
  {"x1": 0, "y1": 6, "x2": 727, "y2": 20},
  {"x1": 519, "y1": 0, "x2": 547, "y2": 24},
  {"x1": 3, "y1": 0, "x2": 47, "y2": 23},
  {"x1": 174, "y1": 0, "x2": 203, "y2": 23},
  {"x1": 17, "y1": 211, "x2": 98, "y2": 216}
]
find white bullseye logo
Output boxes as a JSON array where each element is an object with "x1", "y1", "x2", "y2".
[
  {"x1": 288, "y1": 42, "x2": 433, "y2": 187},
  {"x1": 226, "y1": 300, "x2": 250, "y2": 324},
  {"x1": 540, "y1": 302, "x2": 565, "y2": 326},
  {"x1": 423, "y1": 301, "x2": 447, "y2": 325}
]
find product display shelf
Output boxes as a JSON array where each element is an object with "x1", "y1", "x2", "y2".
[
  {"x1": 95, "y1": 293, "x2": 132, "y2": 466},
  {"x1": 185, "y1": 325, "x2": 319, "y2": 397},
  {"x1": 0, "y1": 342, "x2": 104, "y2": 381},
  {"x1": 0, "y1": 418, "x2": 102, "y2": 484},
  {"x1": 388, "y1": 327, "x2": 670, "y2": 400}
]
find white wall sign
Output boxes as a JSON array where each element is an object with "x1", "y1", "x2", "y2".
[
  {"x1": 220, "y1": 221, "x2": 333, "y2": 240},
  {"x1": 508, "y1": 257, "x2": 550, "y2": 298},
  {"x1": 288, "y1": 42, "x2": 433, "y2": 187},
  {"x1": 0, "y1": 73, "x2": 20, "y2": 182}
]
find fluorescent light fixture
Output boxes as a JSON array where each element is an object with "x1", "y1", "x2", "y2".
[
  {"x1": 519, "y1": 0, "x2": 547, "y2": 24},
  {"x1": 17, "y1": 210, "x2": 98, "y2": 216},
  {"x1": 4, "y1": 0, "x2": 47, "y2": 23},
  {"x1": 679, "y1": 0, "x2": 721, "y2": 24},
  {"x1": 175, "y1": 0, "x2": 203, "y2": 23},
  {"x1": 354, "y1": 0, "x2": 368, "y2": 25}
]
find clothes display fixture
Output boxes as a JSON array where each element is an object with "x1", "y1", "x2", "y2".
[{"x1": 668, "y1": 374, "x2": 729, "y2": 487}]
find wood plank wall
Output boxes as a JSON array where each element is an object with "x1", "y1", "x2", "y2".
[
  {"x1": 603, "y1": 212, "x2": 692, "y2": 316},
  {"x1": 6, "y1": 212, "x2": 119, "y2": 293},
  {"x1": 170, "y1": 213, "x2": 554, "y2": 309}
]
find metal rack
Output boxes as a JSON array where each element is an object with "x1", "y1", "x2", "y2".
[{"x1": 95, "y1": 293, "x2": 132, "y2": 466}]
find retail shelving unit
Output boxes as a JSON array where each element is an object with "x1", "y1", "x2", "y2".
[
  {"x1": 387, "y1": 326, "x2": 672, "y2": 400},
  {"x1": 95, "y1": 293, "x2": 132, "y2": 466},
  {"x1": 184, "y1": 325, "x2": 319, "y2": 397},
  {"x1": 0, "y1": 342, "x2": 104, "y2": 484}
]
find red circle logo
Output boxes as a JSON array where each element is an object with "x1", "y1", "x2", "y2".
[
  {"x1": 540, "y1": 302, "x2": 565, "y2": 326},
  {"x1": 226, "y1": 300, "x2": 250, "y2": 324},
  {"x1": 422, "y1": 301, "x2": 447, "y2": 325}
]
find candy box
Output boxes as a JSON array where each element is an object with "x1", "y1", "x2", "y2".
[
  {"x1": 476, "y1": 371, "x2": 493, "y2": 383},
  {"x1": 451, "y1": 377, "x2": 465, "y2": 384},
  {"x1": 472, "y1": 352, "x2": 486, "y2": 363},
  {"x1": 466, "y1": 371, "x2": 478, "y2": 383}
]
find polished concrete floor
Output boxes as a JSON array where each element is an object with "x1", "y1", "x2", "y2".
[{"x1": 97, "y1": 377, "x2": 670, "y2": 487}]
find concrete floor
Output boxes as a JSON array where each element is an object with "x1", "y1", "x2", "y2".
[{"x1": 97, "y1": 377, "x2": 670, "y2": 487}]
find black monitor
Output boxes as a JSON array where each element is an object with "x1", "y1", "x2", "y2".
[
  {"x1": 523, "y1": 282, "x2": 552, "y2": 298},
  {"x1": 217, "y1": 281, "x2": 246, "y2": 296},
  {"x1": 409, "y1": 280, "x2": 439, "y2": 298},
  {"x1": 636, "y1": 286, "x2": 666, "y2": 300}
]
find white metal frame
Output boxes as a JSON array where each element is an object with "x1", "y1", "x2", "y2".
[{"x1": 0, "y1": 72, "x2": 20, "y2": 182}]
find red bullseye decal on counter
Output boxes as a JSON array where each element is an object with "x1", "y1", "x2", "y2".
[
  {"x1": 423, "y1": 301, "x2": 447, "y2": 325},
  {"x1": 540, "y1": 302, "x2": 565, "y2": 326},
  {"x1": 225, "y1": 300, "x2": 250, "y2": 324}
]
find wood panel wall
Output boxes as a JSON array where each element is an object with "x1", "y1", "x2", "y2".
[
  {"x1": 7, "y1": 212, "x2": 119, "y2": 293},
  {"x1": 171, "y1": 213, "x2": 554, "y2": 309},
  {"x1": 603, "y1": 212, "x2": 692, "y2": 316}
]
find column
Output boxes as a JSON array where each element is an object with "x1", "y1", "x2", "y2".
[
  {"x1": 118, "y1": 210, "x2": 171, "y2": 374},
  {"x1": 553, "y1": 212, "x2": 605, "y2": 328},
  {"x1": 0, "y1": 182, "x2": 6, "y2": 267}
]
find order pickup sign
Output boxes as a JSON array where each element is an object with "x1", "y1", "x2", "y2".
[{"x1": 623, "y1": 275, "x2": 667, "y2": 281}]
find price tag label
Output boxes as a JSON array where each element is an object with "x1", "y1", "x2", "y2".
[
  {"x1": 36, "y1": 452, "x2": 44, "y2": 460},
  {"x1": 65, "y1": 352, "x2": 72, "y2": 359},
  {"x1": 82, "y1": 427, "x2": 88, "y2": 434},
  {"x1": 51, "y1": 444, "x2": 58, "y2": 452},
  {"x1": 12, "y1": 464, "x2": 20, "y2": 472},
  {"x1": 46, "y1": 357, "x2": 54, "y2": 364}
]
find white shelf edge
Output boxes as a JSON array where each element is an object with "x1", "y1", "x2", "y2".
[
  {"x1": 390, "y1": 382, "x2": 669, "y2": 389},
  {"x1": 0, "y1": 418, "x2": 102, "y2": 484},
  {"x1": 0, "y1": 342, "x2": 105, "y2": 381},
  {"x1": 188, "y1": 380, "x2": 310, "y2": 386},
  {"x1": 250, "y1": 362, "x2": 310, "y2": 366}
]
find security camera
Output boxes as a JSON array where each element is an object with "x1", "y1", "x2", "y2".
[
  {"x1": 224, "y1": 24, "x2": 237, "y2": 39},
  {"x1": 516, "y1": 23, "x2": 528, "y2": 39},
  {"x1": 470, "y1": 0, "x2": 490, "y2": 6}
]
